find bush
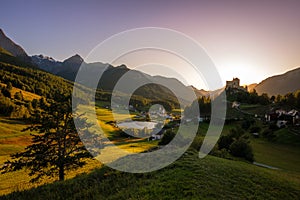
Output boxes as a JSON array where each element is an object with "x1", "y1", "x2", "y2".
[
  {"x1": 217, "y1": 128, "x2": 244, "y2": 151},
  {"x1": 210, "y1": 148, "x2": 230, "y2": 158},
  {"x1": 229, "y1": 138, "x2": 254, "y2": 162},
  {"x1": 262, "y1": 129, "x2": 276, "y2": 140},
  {"x1": 31, "y1": 99, "x2": 39, "y2": 109},
  {"x1": 250, "y1": 126, "x2": 261, "y2": 133},
  {"x1": 269, "y1": 123, "x2": 278, "y2": 131},
  {"x1": 0, "y1": 96, "x2": 15, "y2": 115},
  {"x1": 218, "y1": 135, "x2": 233, "y2": 150},
  {"x1": 242, "y1": 119, "x2": 254, "y2": 130},
  {"x1": 10, "y1": 105, "x2": 30, "y2": 119},
  {"x1": 229, "y1": 128, "x2": 245, "y2": 140},
  {"x1": 190, "y1": 136, "x2": 203, "y2": 151},
  {"x1": 14, "y1": 91, "x2": 24, "y2": 100},
  {"x1": 158, "y1": 130, "x2": 176, "y2": 145},
  {"x1": 1, "y1": 88, "x2": 11, "y2": 98},
  {"x1": 216, "y1": 127, "x2": 254, "y2": 161}
]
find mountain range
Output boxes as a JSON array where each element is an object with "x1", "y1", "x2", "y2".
[
  {"x1": 254, "y1": 67, "x2": 300, "y2": 96},
  {"x1": 0, "y1": 29, "x2": 32, "y2": 63},
  {"x1": 0, "y1": 28, "x2": 299, "y2": 97}
]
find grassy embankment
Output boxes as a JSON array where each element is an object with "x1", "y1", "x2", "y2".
[{"x1": 1, "y1": 150, "x2": 299, "y2": 200}]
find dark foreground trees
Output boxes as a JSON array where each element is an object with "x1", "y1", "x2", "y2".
[
  {"x1": 216, "y1": 127, "x2": 254, "y2": 162},
  {"x1": 1, "y1": 95, "x2": 101, "y2": 182}
]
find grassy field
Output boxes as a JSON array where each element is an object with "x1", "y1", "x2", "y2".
[
  {"x1": 1, "y1": 104, "x2": 300, "y2": 197},
  {"x1": 200, "y1": 120, "x2": 300, "y2": 172},
  {"x1": 0, "y1": 118, "x2": 31, "y2": 156},
  {"x1": 95, "y1": 106, "x2": 158, "y2": 151},
  {"x1": 0, "y1": 116, "x2": 101, "y2": 195},
  {"x1": 273, "y1": 128, "x2": 300, "y2": 146},
  {"x1": 0, "y1": 105, "x2": 158, "y2": 195},
  {"x1": 1, "y1": 150, "x2": 299, "y2": 200},
  {"x1": 239, "y1": 104, "x2": 271, "y2": 116},
  {"x1": 247, "y1": 119, "x2": 300, "y2": 172},
  {"x1": 0, "y1": 83, "x2": 41, "y2": 101},
  {"x1": 251, "y1": 138, "x2": 300, "y2": 172},
  {"x1": 225, "y1": 103, "x2": 300, "y2": 174}
]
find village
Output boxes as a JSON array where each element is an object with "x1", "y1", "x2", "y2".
[{"x1": 99, "y1": 77, "x2": 300, "y2": 142}]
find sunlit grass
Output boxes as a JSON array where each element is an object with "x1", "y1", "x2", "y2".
[
  {"x1": 1, "y1": 105, "x2": 300, "y2": 197},
  {"x1": 251, "y1": 138, "x2": 300, "y2": 172},
  {"x1": 0, "y1": 105, "x2": 158, "y2": 195},
  {"x1": 0, "y1": 116, "x2": 102, "y2": 195},
  {"x1": 0, "y1": 83, "x2": 41, "y2": 101},
  {"x1": 3, "y1": 151, "x2": 300, "y2": 199}
]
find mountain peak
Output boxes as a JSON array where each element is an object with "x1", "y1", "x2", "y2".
[
  {"x1": 33, "y1": 54, "x2": 57, "y2": 62},
  {"x1": 117, "y1": 64, "x2": 127, "y2": 69},
  {"x1": 0, "y1": 28, "x2": 31, "y2": 63},
  {"x1": 0, "y1": 28, "x2": 5, "y2": 36},
  {"x1": 63, "y1": 54, "x2": 84, "y2": 65},
  {"x1": 31, "y1": 54, "x2": 58, "y2": 67}
]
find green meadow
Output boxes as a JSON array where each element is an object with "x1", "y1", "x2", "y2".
[
  {"x1": 1, "y1": 150, "x2": 299, "y2": 200},
  {"x1": 0, "y1": 105, "x2": 158, "y2": 195},
  {"x1": 0, "y1": 103, "x2": 299, "y2": 198}
]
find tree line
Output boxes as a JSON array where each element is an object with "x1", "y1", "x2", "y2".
[{"x1": 227, "y1": 88, "x2": 300, "y2": 109}]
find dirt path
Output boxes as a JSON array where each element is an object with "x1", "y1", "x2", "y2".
[{"x1": 253, "y1": 162, "x2": 280, "y2": 170}]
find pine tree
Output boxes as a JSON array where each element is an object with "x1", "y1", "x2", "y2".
[
  {"x1": 6, "y1": 82, "x2": 13, "y2": 91},
  {"x1": 1, "y1": 95, "x2": 101, "y2": 182}
]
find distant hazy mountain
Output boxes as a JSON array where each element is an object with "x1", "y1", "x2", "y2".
[
  {"x1": 56, "y1": 54, "x2": 85, "y2": 80},
  {"x1": 30, "y1": 53, "x2": 196, "y2": 104},
  {"x1": 247, "y1": 83, "x2": 258, "y2": 92},
  {"x1": 31, "y1": 54, "x2": 62, "y2": 72},
  {"x1": 254, "y1": 67, "x2": 300, "y2": 96},
  {"x1": 30, "y1": 49, "x2": 202, "y2": 104},
  {"x1": 31, "y1": 54, "x2": 84, "y2": 80},
  {"x1": 0, "y1": 29, "x2": 31, "y2": 63}
]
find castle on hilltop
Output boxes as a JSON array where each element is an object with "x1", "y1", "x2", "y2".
[{"x1": 226, "y1": 78, "x2": 247, "y2": 91}]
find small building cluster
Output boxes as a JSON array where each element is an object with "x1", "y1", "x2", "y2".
[
  {"x1": 265, "y1": 109, "x2": 300, "y2": 128},
  {"x1": 149, "y1": 129, "x2": 165, "y2": 141},
  {"x1": 103, "y1": 103, "x2": 182, "y2": 141}
]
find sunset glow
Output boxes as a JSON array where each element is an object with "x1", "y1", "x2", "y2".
[{"x1": 1, "y1": 0, "x2": 299, "y2": 89}]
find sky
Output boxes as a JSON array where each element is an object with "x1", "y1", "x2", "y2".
[{"x1": 1, "y1": 0, "x2": 300, "y2": 90}]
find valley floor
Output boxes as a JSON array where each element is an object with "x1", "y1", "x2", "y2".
[{"x1": 0, "y1": 105, "x2": 300, "y2": 198}]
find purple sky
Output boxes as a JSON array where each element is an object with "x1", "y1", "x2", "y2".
[{"x1": 1, "y1": 0, "x2": 300, "y2": 89}]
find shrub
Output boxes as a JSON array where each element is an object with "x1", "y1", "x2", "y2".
[
  {"x1": 14, "y1": 91, "x2": 24, "y2": 100},
  {"x1": 242, "y1": 119, "x2": 254, "y2": 130},
  {"x1": 218, "y1": 135, "x2": 233, "y2": 150},
  {"x1": 216, "y1": 127, "x2": 254, "y2": 161},
  {"x1": 210, "y1": 148, "x2": 230, "y2": 158},
  {"x1": 250, "y1": 126, "x2": 261, "y2": 133},
  {"x1": 229, "y1": 138, "x2": 254, "y2": 162},
  {"x1": 1, "y1": 87, "x2": 11, "y2": 98},
  {"x1": 262, "y1": 129, "x2": 276, "y2": 140},
  {"x1": 269, "y1": 123, "x2": 278, "y2": 131},
  {"x1": 0, "y1": 96, "x2": 15, "y2": 115},
  {"x1": 158, "y1": 130, "x2": 176, "y2": 145},
  {"x1": 190, "y1": 136, "x2": 203, "y2": 151},
  {"x1": 228, "y1": 128, "x2": 245, "y2": 140}
]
